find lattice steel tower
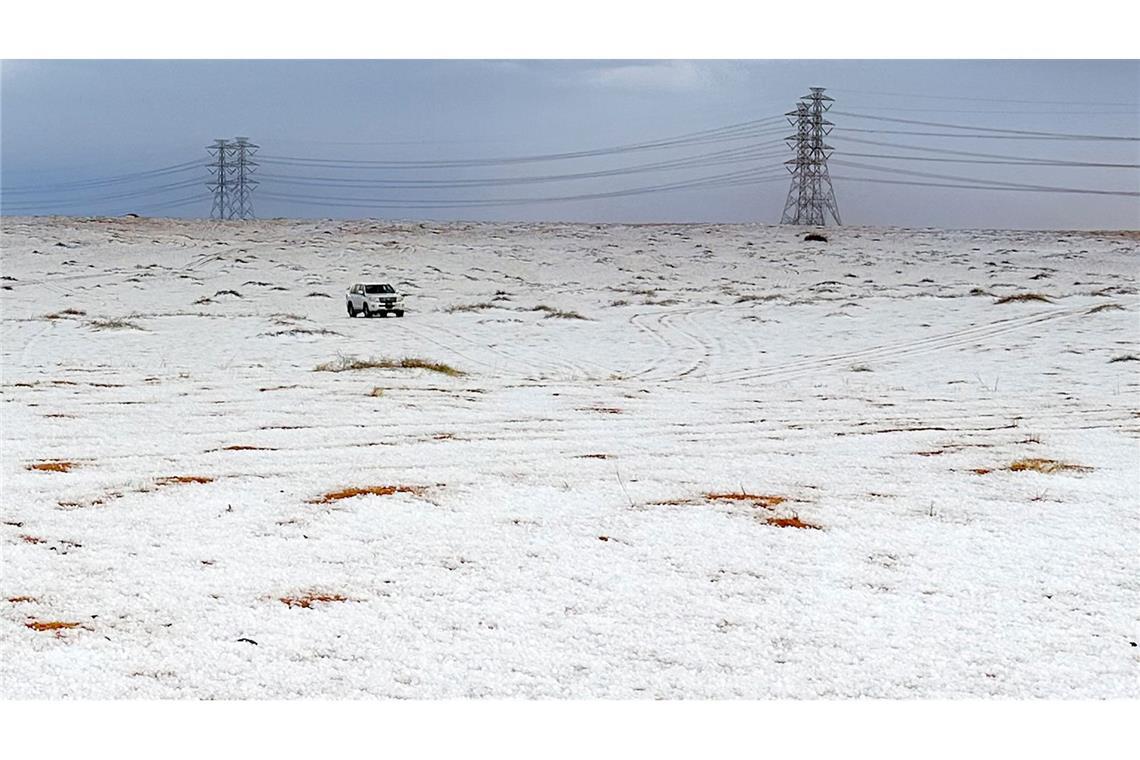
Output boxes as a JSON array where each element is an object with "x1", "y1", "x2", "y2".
[
  {"x1": 780, "y1": 88, "x2": 841, "y2": 226},
  {"x1": 230, "y1": 137, "x2": 258, "y2": 220},
  {"x1": 207, "y1": 139, "x2": 231, "y2": 220}
]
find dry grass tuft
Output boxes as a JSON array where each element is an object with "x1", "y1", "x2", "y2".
[
  {"x1": 27, "y1": 460, "x2": 77, "y2": 473},
  {"x1": 1088, "y1": 303, "x2": 1124, "y2": 314},
  {"x1": 280, "y1": 592, "x2": 348, "y2": 609},
  {"x1": 7, "y1": 596, "x2": 37, "y2": 603},
  {"x1": 155, "y1": 475, "x2": 215, "y2": 486},
  {"x1": 89, "y1": 318, "x2": 143, "y2": 330},
  {"x1": 446, "y1": 302, "x2": 496, "y2": 313},
  {"x1": 578, "y1": 406, "x2": 623, "y2": 414},
  {"x1": 314, "y1": 355, "x2": 464, "y2": 376},
  {"x1": 994, "y1": 293, "x2": 1052, "y2": 304},
  {"x1": 543, "y1": 309, "x2": 588, "y2": 320},
  {"x1": 368, "y1": 386, "x2": 385, "y2": 397},
  {"x1": 218, "y1": 445, "x2": 273, "y2": 451},
  {"x1": 1108, "y1": 354, "x2": 1139, "y2": 363},
  {"x1": 576, "y1": 453, "x2": 611, "y2": 459},
  {"x1": 25, "y1": 620, "x2": 81, "y2": 632},
  {"x1": 1008, "y1": 458, "x2": 1092, "y2": 474},
  {"x1": 971, "y1": 468, "x2": 993, "y2": 475},
  {"x1": 766, "y1": 515, "x2": 820, "y2": 530},
  {"x1": 308, "y1": 485, "x2": 426, "y2": 504},
  {"x1": 705, "y1": 492, "x2": 787, "y2": 508}
]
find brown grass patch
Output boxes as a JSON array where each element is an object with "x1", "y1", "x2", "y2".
[
  {"x1": 578, "y1": 406, "x2": 623, "y2": 414},
  {"x1": 308, "y1": 485, "x2": 426, "y2": 504},
  {"x1": 705, "y1": 492, "x2": 787, "y2": 508},
  {"x1": 1008, "y1": 458, "x2": 1092, "y2": 474},
  {"x1": 994, "y1": 293, "x2": 1053, "y2": 304},
  {"x1": 576, "y1": 453, "x2": 611, "y2": 459},
  {"x1": 971, "y1": 468, "x2": 993, "y2": 475},
  {"x1": 8, "y1": 596, "x2": 37, "y2": 603},
  {"x1": 27, "y1": 460, "x2": 77, "y2": 472},
  {"x1": 19, "y1": 535, "x2": 44, "y2": 544},
  {"x1": 766, "y1": 515, "x2": 820, "y2": 529},
  {"x1": 216, "y1": 445, "x2": 274, "y2": 451},
  {"x1": 25, "y1": 620, "x2": 82, "y2": 632},
  {"x1": 1088, "y1": 303, "x2": 1124, "y2": 314},
  {"x1": 155, "y1": 475, "x2": 215, "y2": 486},
  {"x1": 279, "y1": 592, "x2": 348, "y2": 609}
]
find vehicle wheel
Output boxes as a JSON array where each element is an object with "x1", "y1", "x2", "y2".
[
  {"x1": 347, "y1": 302, "x2": 356, "y2": 318},
  {"x1": 381, "y1": 311, "x2": 390, "y2": 318},
  {"x1": 395, "y1": 310, "x2": 404, "y2": 318},
  {"x1": 362, "y1": 304, "x2": 371, "y2": 318}
]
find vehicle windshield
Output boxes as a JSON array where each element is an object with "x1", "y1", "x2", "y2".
[{"x1": 364, "y1": 284, "x2": 395, "y2": 294}]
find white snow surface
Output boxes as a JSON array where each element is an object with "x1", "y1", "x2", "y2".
[{"x1": 1, "y1": 217, "x2": 1137, "y2": 698}]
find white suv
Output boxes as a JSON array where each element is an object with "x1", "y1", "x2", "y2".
[{"x1": 346, "y1": 283, "x2": 405, "y2": 318}]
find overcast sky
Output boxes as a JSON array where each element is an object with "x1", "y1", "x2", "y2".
[{"x1": 1, "y1": 59, "x2": 1137, "y2": 228}]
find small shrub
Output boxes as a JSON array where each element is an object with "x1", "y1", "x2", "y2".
[{"x1": 804, "y1": 233, "x2": 828, "y2": 242}]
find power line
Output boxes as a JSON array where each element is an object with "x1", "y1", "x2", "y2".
[
  {"x1": 832, "y1": 111, "x2": 1140, "y2": 141},
  {"x1": 833, "y1": 175, "x2": 1140, "y2": 197},
  {"x1": 830, "y1": 159, "x2": 1140, "y2": 196},
  {"x1": 831, "y1": 87, "x2": 1140, "y2": 108}
]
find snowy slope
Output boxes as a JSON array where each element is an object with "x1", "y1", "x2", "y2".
[{"x1": 1, "y1": 216, "x2": 1137, "y2": 698}]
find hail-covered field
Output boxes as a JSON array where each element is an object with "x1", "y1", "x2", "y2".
[{"x1": 1, "y1": 216, "x2": 1137, "y2": 698}]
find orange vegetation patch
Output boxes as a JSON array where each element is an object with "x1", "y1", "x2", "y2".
[
  {"x1": 7, "y1": 596, "x2": 37, "y2": 603},
  {"x1": 308, "y1": 485, "x2": 426, "y2": 504},
  {"x1": 19, "y1": 535, "x2": 44, "y2": 544},
  {"x1": 280, "y1": 592, "x2": 348, "y2": 609},
  {"x1": 705, "y1": 492, "x2": 787, "y2": 508},
  {"x1": 27, "y1": 460, "x2": 77, "y2": 473},
  {"x1": 766, "y1": 515, "x2": 820, "y2": 530},
  {"x1": 155, "y1": 475, "x2": 215, "y2": 486},
  {"x1": 25, "y1": 620, "x2": 82, "y2": 632},
  {"x1": 1008, "y1": 458, "x2": 1092, "y2": 474},
  {"x1": 971, "y1": 468, "x2": 993, "y2": 475}
]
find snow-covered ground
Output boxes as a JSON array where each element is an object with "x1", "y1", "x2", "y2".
[{"x1": 1, "y1": 216, "x2": 1137, "y2": 698}]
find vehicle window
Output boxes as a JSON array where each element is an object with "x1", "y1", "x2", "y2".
[{"x1": 365, "y1": 284, "x2": 395, "y2": 294}]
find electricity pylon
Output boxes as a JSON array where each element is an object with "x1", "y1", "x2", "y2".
[
  {"x1": 230, "y1": 137, "x2": 258, "y2": 220},
  {"x1": 781, "y1": 87, "x2": 841, "y2": 226},
  {"x1": 207, "y1": 139, "x2": 230, "y2": 220}
]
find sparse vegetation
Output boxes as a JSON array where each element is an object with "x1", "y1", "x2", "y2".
[
  {"x1": 994, "y1": 293, "x2": 1052, "y2": 304},
  {"x1": 1008, "y1": 458, "x2": 1092, "y2": 474},
  {"x1": 155, "y1": 475, "x2": 214, "y2": 486},
  {"x1": 89, "y1": 318, "x2": 143, "y2": 330},
  {"x1": 766, "y1": 515, "x2": 820, "y2": 529},
  {"x1": 27, "y1": 460, "x2": 77, "y2": 472},
  {"x1": 43, "y1": 308, "x2": 87, "y2": 320},
  {"x1": 280, "y1": 592, "x2": 348, "y2": 609},
  {"x1": 314, "y1": 355, "x2": 464, "y2": 376},
  {"x1": 1088, "y1": 303, "x2": 1124, "y2": 314},
  {"x1": 543, "y1": 309, "x2": 588, "y2": 320},
  {"x1": 446, "y1": 302, "x2": 497, "y2": 313},
  {"x1": 1108, "y1": 354, "x2": 1139, "y2": 363},
  {"x1": 804, "y1": 233, "x2": 828, "y2": 243},
  {"x1": 369, "y1": 386, "x2": 385, "y2": 397},
  {"x1": 25, "y1": 621, "x2": 82, "y2": 632},
  {"x1": 308, "y1": 485, "x2": 426, "y2": 503},
  {"x1": 705, "y1": 492, "x2": 786, "y2": 508}
]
